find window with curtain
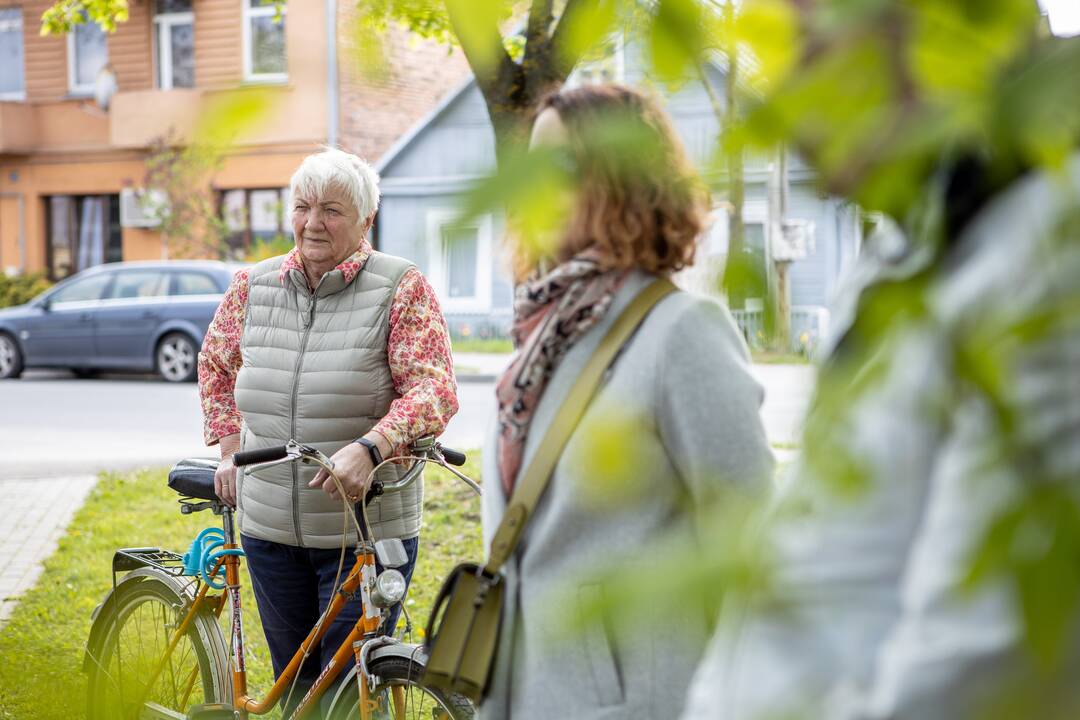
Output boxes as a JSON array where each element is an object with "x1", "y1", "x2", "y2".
[
  {"x1": 0, "y1": 7, "x2": 25, "y2": 99},
  {"x1": 426, "y1": 210, "x2": 492, "y2": 313},
  {"x1": 441, "y1": 225, "x2": 479, "y2": 299},
  {"x1": 154, "y1": 0, "x2": 194, "y2": 89},
  {"x1": 68, "y1": 16, "x2": 108, "y2": 94},
  {"x1": 47, "y1": 195, "x2": 122, "y2": 279},
  {"x1": 244, "y1": 0, "x2": 286, "y2": 81},
  {"x1": 219, "y1": 187, "x2": 290, "y2": 260}
]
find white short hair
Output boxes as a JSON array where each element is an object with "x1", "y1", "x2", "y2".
[{"x1": 289, "y1": 147, "x2": 380, "y2": 223}]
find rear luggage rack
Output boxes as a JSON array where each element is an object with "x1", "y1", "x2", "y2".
[{"x1": 112, "y1": 547, "x2": 189, "y2": 577}]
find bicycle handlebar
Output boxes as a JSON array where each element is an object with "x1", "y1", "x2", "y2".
[
  {"x1": 233, "y1": 438, "x2": 470, "y2": 497},
  {"x1": 233, "y1": 445, "x2": 291, "y2": 467},
  {"x1": 440, "y1": 446, "x2": 467, "y2": 467}
]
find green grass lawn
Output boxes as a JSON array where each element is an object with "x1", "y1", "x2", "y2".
[
  {"x1": 0, "y1": 457, "x2": 483, "y2": 720},
  {"x1": 450, "y1": 338, "x2": 513, "y2": 354},
  {"x1": 750, "y1": 350, "x2": 811, "y2": 365}
]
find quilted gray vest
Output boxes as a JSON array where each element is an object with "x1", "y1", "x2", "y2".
[{"x1": 234, "y1": 251, "x2": 423, "y2": 548}]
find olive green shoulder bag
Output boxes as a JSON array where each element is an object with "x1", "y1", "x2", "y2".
[{"x1": 422, "y1": 277, "x2": 677, "y2": 704}]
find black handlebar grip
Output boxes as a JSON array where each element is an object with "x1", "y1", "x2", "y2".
[
  {"x1": 233, "y1": 445, "x2": 289, "y2": 467},
  {"x1": 440, "y1": 446, "x2": 467, "y2": 467}
]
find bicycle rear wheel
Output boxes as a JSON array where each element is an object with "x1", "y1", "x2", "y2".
[
  {"x1": 85, "y1": 570, "x2": 231, "y2": 720},
  {"x1": 327, "y1": 655, "x2": 475, "y2": 720}
]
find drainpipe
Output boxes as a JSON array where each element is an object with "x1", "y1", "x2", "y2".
[
  {"x1": 0, "y1": 192, "x2": 26, "y2": 274},
  {"x1": 326, "y1": 0, "x2": 339, "y2": 148}
]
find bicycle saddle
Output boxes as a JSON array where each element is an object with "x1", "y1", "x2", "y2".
[{"x1": 168, "y1": 458, "x2": 220, "y2": 501}]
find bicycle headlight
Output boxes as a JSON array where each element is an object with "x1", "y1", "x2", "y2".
[{"x1": 371, "y1": 569, "x2": 407, "y2": 608}]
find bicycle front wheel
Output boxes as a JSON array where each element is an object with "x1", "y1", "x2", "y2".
[
  {"x1": 85, "y1": 570, "x2": 231, "y2": 720},
  {"x1": 327, "y1": 655, "x2": 475, "y2": 720}
]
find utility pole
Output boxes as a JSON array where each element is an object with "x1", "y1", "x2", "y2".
[{"x1": 717, "y1": 0, "x2": 746, "y2": 309}]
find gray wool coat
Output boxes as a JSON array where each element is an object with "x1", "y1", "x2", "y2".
[
  {"x1": 479, "y1": 271, "x2": 776, "y2": 720},
  {"x1": 682, "y1": 157, "x2": 1080, "y2": 719}
]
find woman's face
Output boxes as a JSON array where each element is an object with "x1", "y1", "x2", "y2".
[
  {"x1": 291, "y1": 183, "x2": 369, "y2": 270},
  {"x1": 529, "y1": 107, "x2": 569, "y2": 151}
]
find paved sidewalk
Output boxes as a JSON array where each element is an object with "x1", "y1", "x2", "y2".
[{"x1": 0, "y1": 475, "x2": 97, "y2": 626}]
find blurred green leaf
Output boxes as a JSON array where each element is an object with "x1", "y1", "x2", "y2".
[
  {"x1": 557, "y1": 0, "x2": 620, "y2": 69},
  {"x1": 40, "y1": 0, "x2": 128, "y2": 34},
  {"x1": 649, "y1": 0, "x2": 708, "y2": 85},
  {"x1": 965, "y1": 485, "x2": 1080, "y2": 668},
  {"x1": 444, "y1": 0, "x2": 512, "y2": 76},
  {"x1": 734, "y1": 0, "x2": 801, "y2": 90},
  {"x1": 192, "y1": 88, "x2": 279, "y2": 148}
]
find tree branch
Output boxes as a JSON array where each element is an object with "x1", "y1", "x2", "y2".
[
  {"x1": 548, "y1": 0, "x2": 590, "y2": 81},
  {"x1": 524, "y1": 0, "x2": 554, "y2": 54},
  {"x1": 444, "y1": 0, "x2": 516, "y2": 101}
]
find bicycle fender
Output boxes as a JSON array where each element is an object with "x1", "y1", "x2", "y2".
[
  {"x1": 82, "y1": 569, "x2": 200, "y2": 675},
  {"x1": 324, "y1": 642, "x2": 431, "y2": 713}
]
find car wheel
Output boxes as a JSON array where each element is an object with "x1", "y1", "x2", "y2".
[
  {"x1": 0, "y1": 333, "x2": 23, "y2": 380},
  {"x1": 156, "y1": 332, "x2": 198, "y2": 383}
]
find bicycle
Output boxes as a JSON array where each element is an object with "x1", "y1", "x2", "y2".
[{"x1": 83, "y1": 436, "x2": 480, "y2": 720}]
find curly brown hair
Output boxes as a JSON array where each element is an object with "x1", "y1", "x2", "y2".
[{"x1": 520, "y1": 84, "x2": 708, "y2": 279}]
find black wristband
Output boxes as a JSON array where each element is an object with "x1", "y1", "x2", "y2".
[{"x1": 354, "y1": 437, "x2": 383, "y2": 468}]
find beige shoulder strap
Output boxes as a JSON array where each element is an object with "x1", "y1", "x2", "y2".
[{"x1": 484, "y1": 277, "x2": 677, "y2": 574}]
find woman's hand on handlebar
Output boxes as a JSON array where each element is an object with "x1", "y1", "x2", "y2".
[
  {"x1": 215, "y1": 433, "x2": 241, "y2": 507},
  {"x1": 309, "y1": 432, "x2": 391, "y2": 503}
]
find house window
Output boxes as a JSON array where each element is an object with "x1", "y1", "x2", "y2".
[
  {"x1": 68, "y1": 15, "x2": 108, "y2": 95},
  {"x1": 426, "y1": 210, "x2": 492, "y2": 314},
  {"x1": 220, "y1": 187, "x2": 290, "y2": 259},
  {"x1": 154, "y1": 0, "x2": 194, "y2": 89},
  {"x1": 0, "y1": 7, "x2": 25, "y2": 100},
  {"x1": 567, "y1": 34, "x2": 624, "y2": 87},
  {"x1": 243, "y1": 0, "x2": 286, "y2": 82},
  {"x1": 46, "y1": 195, "x2": 122, "y2": 280}
]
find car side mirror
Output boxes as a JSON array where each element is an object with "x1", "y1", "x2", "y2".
[{"x1": 38, "y1": 297, "x2": 52, "y2": 312}]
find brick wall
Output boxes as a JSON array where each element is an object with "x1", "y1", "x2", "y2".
[{"x1": 336, "y1": 17, "x2": 471, "y2": 164}]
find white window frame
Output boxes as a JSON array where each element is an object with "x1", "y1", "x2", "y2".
[
  {"x1": 67, "y1": 18, "x2": 107, "y2": 96},
  {"x1": 425, "y1": 209, "x2": 493, "y2": 314},
  {"x1": 0, "y1": 7, "x2": 26, "y2": 101},
  {"x1": 153, "y1": 7, "x2": 194, "y2": 90},
  {"x1": 242, "y1": 0, "x2": 287, "y2": 83}
]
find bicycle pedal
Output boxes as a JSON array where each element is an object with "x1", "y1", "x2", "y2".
[{"x1": 186, "y1": 703, "x2": 235, "y2": 719}]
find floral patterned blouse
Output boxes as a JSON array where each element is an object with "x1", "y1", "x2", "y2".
[{"x1": 197, "y1": 240, "x2": 458, "y2": 452}]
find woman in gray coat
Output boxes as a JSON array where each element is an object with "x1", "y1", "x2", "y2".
[{"x1": 480, "y1": 85, "x2": 775, "y2": 720}]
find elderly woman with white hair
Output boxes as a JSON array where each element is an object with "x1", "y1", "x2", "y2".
[{"x1": 197, "y1": 147, "x2": 458, "y2": 705}]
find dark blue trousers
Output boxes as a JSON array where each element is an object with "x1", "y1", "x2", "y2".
[{"x1": 240, "y1": 532, "x2": 419, "y2": 713}]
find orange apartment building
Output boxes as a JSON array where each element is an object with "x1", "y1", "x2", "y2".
[{"x1": 0, "y1": 0, "x2": 468, "y2": 278}]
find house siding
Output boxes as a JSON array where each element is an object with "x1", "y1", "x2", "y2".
[
  {"x1": 23, "y1": 0, "x2": 67, "y2": 101},
  {"x1": 194, "y1": 0, "x2": 243, "y2": 87},
  {"x1": 110, "y1": 0, "x2": 153, "y2": 92}
]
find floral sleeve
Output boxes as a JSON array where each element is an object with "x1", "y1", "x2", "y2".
[
  {"x1": 373, "y1": 268, "x2": 459, "y2": 451},
  {"x1": 197, "y1": 269, "x2": 250, "y2": 446}
]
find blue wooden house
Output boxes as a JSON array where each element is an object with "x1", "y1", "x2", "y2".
[{"x1": 372, "y1": 45, "x2": 862, "y2": 350}]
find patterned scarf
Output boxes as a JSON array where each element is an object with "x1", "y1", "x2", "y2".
[{"x1": 496, "y1": 251, "x2": 629, "y2": 494}]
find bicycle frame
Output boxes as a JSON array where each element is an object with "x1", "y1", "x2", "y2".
[{"x1": 141, "y1": 447, "x2": 428, "y2": 720}]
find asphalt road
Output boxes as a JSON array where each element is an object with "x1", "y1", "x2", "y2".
[
  {"x1": 0, "y1": 370, "x2": 498, "y2": 477},
  {"x1": 0, "y1": 365, "x2": 811, "y2": 478}
]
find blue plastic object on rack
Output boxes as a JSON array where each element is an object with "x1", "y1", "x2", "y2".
[{"x1": 182, "y1": 527, "x2": 245, "y2": 589}]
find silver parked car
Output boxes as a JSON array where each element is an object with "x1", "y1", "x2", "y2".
[{"x1": 0, "y1": 261, "x2": 238, "y2": 382}]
